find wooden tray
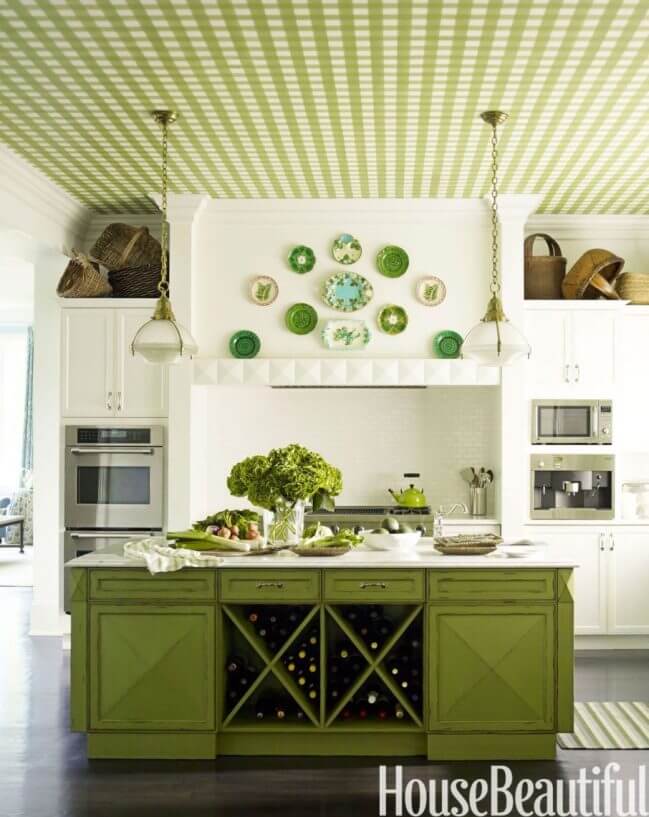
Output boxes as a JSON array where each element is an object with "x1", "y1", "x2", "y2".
[
  {"x1": 434, "y1": 543, "x2": 497, "y2": 556},
  {"x1": 435, "y1": 533, "x2": 503, "y2": 547},
  {"x1": 293, "y1": 545, "x2": 351, "y2": 558}
]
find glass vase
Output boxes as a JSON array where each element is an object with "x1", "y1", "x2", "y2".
[{"x1": 267, "y1": 498, "x2": 305, "y2": 545}]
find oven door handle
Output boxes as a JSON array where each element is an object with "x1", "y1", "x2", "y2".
[
  {"x1": 70, "y1": 447, "x2": 155, "y2": 455},
  {"x1": 69, "y1": 532, "x2": 151, "y2": 539}
]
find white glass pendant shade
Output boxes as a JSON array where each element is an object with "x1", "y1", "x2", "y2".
[
  {"x1": 131, "y1": 310, "x2": 198, "y2": 365},
  {"x1": 461, "y1": 318, "x2": 531, "y2": 366}
]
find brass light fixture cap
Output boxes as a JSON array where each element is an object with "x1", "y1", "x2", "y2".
[
  {"x1": 151, "y1": 109, "x2": 178, "y2": 126},
  {"x1": 480, "y1": 110, "x2": 508, "y2": 127}
]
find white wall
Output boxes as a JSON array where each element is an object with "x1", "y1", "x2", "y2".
[
  {"x1": 191, "y1": 385, "x2": 499, "y2": 518},
  {"x1": 192, "y1": 199, "x2": 491, "y2": 359}
]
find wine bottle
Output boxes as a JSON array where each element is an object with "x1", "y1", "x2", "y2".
[
  {"x1": 226, "y1": 655, "x2": 246, "y2": 674},
  {"x1": 255, "y1": 698, "x2": 273, "y2": 720},
  {"x1": 341, "y1": 706, "x2": 353, "y2": 720},
  {"x1": 307, "y1": 659, "x2": 318, "y2": 674},
  {"x1": 297, "y1": 644, "x2": 308, "y2": 660},
  {"x1": 248, "y1": 610, "x2": 260, "y2": 624},
  {"x1": 297, "y1": 673, "x2": 307, "y2": 687},
  {"x1": 275, "y1": 702, "x2": 287, "y2": 720},
  {"x1": 356, "y1": 699, "x2": 369, "y2": 719},
  {"x1": 338, "y1": 641, "x2": 353, "y2": 659},
  {"x1": 366, "y1": 689, "x2": 379, "y2": 705},
  {"x1": 285, "y1": 655, "x2": 297, "y2": 672},
  {"x1": 306, "y1": 628, "x2": 319, "y2": 646},
  {"x1": 306, "y1": 683, "x2": 318, "y2": 701},
  {"x1": 394, "y1": 704, "x2": 406, "y2": 720}
]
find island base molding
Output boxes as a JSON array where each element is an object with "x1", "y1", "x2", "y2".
[{"x1": 426, "y1": 733, "x2": 556, "y2": 761}]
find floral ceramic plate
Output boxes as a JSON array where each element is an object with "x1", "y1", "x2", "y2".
[
  {"x1": 378, "y1": 304, "x2": 408, "y2": 335},
  {"x1": 285, "y1": 303, "x2": 318, "y2": 335},
  {"x1": 322, "y1": 320, "x2": 371, "y2": 350},
  {"x1": 433, "y1": 330, "x2": 463, "y2": 359},
  {"x1": 250, "y1": 275, "x2": 279, "y2": 306},
  {"x1": 288, "y1": 245, "x2": 316, "y2": 273},
  {"x1": 416, "y1": 276, "x2": 446, "y2": 306},
  {"x1": 229, "y1": 330, "x2": 261, "y2": 359},
  {"x1": 322, "y1": 271, "x2": 373, "y2": 312},
  {"x1": 331, "y1": 233, "x2": 362, "y2": 264},
  {"x1": 376, "y1": 245, "x2": 409, "y2": 278}
]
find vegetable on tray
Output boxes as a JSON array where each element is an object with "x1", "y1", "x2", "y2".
[
  {"x1": 298, "y1": 527, "x2": 364, "y2": 550},
  {"x1": 192, "y1": 508, "x2": 261, "y2": 542},
  {"x1": 167, "y1": 529, "x2": 255, "y2": 552}
]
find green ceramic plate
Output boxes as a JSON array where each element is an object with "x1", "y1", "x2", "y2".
[
  {"x1": 322, "y1": 271, "x2": 374, "y2": 312},
  {"x1": 288, "y1": 245, "x2": 316, "y2": 273},
  {"x1": 416, "y1": 276, "x2": 446, "y2": 306},
  {"x1": 378, "y1": 304, "x2": 408, "y2": 335},
  {"x1": 285, "y1": 303, "x2": 318, "y2": 335},
  {"x1": 434, "y1": 330, "x2": 463, "y2": 359},
  {"x1": 229, "y1": 330, "x2": 261, "y2": 359},
  {"x1": 376, "y1": 245, "x2": 409, "y2": 278},
  {"x1": 331, "y1": 233, "x2": 362, "y2": 264}
]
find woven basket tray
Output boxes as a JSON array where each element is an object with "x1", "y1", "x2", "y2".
[
  {"x1": 293, "y1": 545, "x2": 351, "y2": 557},
  {"x1": 434, "y1": 533, "x2": 503, "y2": 547},
  {"x1": 435, "y1": 543, "x2": 497, "y2": 556},
  {"x1": 616, "y1": 273, "x2": 649, "y2": 304}
]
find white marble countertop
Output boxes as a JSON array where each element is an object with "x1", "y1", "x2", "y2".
[{"x1": 67, "y1": 539, "x2": 576, "y2": 570}]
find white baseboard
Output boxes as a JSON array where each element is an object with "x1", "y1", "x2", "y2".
[{"x1": 576, "y1": 636, "x2": 649, "y2": 650}]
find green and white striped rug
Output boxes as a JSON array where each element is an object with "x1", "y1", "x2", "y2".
[{"x1": 558, "y1": 702, "x2": 649, "y2": 750}]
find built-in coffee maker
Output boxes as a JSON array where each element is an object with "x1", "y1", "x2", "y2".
[{"x1": 530, "y1": 454, "x2": 614, "y2": 520}]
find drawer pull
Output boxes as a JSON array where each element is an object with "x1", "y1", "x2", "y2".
[
  {"x1": 256, "y1": 581, "x2": 285, "y2": 590},
  {"x1": 360, "y1": 581, "x2": 387, "y2": 590}
]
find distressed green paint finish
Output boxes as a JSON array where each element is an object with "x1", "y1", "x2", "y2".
[
  {"x1": 89, "y1": 604, "x2": 215, "y2": 732},
  {"x1": 557, "y1": 568, "x2": 576, "y2": 733},
  {"x1": 427, "y1": 733, "x2": 556, "y2": 762},
  {"x1": 220, "y1": 731, "x2": 425, "y2": 757},
  {"x1": 428, "y1": 569, "x2": 555, "y2": 602},
  {"x1": 219, "y1": 569, "x2": 320, "y2": 603},
  {"x1": 324, "y1": 569, "x2": 425, "y2": 602},
  {"x1": 89, "y1": 568, "x2": 216, "y2": 601},
  {"x1": 428, "y1": 604, "x2": 556, "y2": 732},
  {"x1": 70, "y1": 568, "x2": 88, "y2": 732},
  {"x1": 88, "y1": 732, "x2": 218, "y2": 760},
  {"x1": 1, "y1": 1, "x2": 648, "y2": 213}
]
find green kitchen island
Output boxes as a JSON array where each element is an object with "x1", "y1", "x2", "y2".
[{"x1": 67, "y1": 549, "x2": 575, "y2": 761}]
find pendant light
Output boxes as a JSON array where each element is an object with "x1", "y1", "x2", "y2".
[
  {"x1": 130, "y1": 110, "x2": 198, "y2": 364},
  {"x1": 461, "y1": 111, "x2": 531, "y2": 367}
]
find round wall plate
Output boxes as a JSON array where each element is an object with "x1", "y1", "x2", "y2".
[
  {"x1": 250, "y1": 276, "x2": 279, "y2": 305},
  {"x1": 416, "y1": 276, "x2": 446, "y2": 306},
  {"x1": 229, "y1": 330, "x2": 261, "y2": 358},
  {"x1": 285, "y1": 303, "x2": 318, "y2": 334},
  {"x1": 378, "y1": 304, "x2": 408, "y2": 335},
  {"x1": 376, "y1": 245, "x2": 409, "y2": 277},
  {"x1": 288, "y1": 245, "x2": 316, "y2": 273},
  {"x1": 433, "y1": 330, "x2": 463, "y2": 359},
  {"x1": 332, "y1": 233, "x2": 362, "y2": 264}
]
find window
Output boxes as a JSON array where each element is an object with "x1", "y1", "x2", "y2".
[{"x1": 0, "y1": 327, "x2": 28, "y2": 498}]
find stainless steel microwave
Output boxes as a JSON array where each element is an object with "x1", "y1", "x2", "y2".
[{"x1": 531, "y1": 400, "x2": 612, "y2": 445}]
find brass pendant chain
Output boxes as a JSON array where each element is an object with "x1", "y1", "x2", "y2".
[
  {"x1": 489, "y1": 121, "x2": 500, "y2": 298},
  {"x1": 159, "y1": 115, "x2": 169, "y2": 298}
]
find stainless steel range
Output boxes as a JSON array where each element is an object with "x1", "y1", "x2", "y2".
[{"x1": 306, "y1": 505, "x2": 433, "y2": 535}]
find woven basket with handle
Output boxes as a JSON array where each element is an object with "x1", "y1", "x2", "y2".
[
  {"x1": 108, "y1": 262, "x2": 164, "y2": 298},
  {"x1": 90, "y1": 224, "x2": 161, "y2": 270},
  {"x1": 524, "y1": 233, "x2": 566, "y2": 299},
  {"x1": 56, "y1": 251, "x2": 112, "y2": 298}
]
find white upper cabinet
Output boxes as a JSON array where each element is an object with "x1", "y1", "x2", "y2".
[
  {"x1": 606, "y1": 530, "x2": 649, "y2": 635},
  {"x1": 615, "y1": 313, "x2": 649, "y2": 452},
  {"x1": 524, "y1": 305, "x2": 617, "y2": 396},
  {"x1": 62, "y1": 307, "x2": 167, "y2": 419}
]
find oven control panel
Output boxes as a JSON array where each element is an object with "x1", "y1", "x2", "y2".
[{"x1": 76, "y1": 427, "x2": 151, "y2": 444}]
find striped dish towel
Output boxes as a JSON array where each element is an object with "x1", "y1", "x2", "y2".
[
  {"x1": 124, "y1": 537, "x2": 223, "y2": 574},
  {"x1": 558, "y1": 702, "x2": 649, "y2": 749}
]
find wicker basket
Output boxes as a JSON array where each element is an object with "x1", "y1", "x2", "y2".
[
  {"x1": 616, "y1": 273, "x2": 649, "y2": 304},
  {"x1": 108, "y1": 263, "x2": 163, "y2": 298},
  {"x1": 524, "y1": 233, "x2": 566, "y2": 299},
  {"x1": 90, "y1": 224, "x2": 161, "y2": 270},
  {"x1": 56, "y1": 251, "x2": 112, "y2": 298},
  {"x1": 562, "y1": 249, "x2": 624, "y2": 300}
]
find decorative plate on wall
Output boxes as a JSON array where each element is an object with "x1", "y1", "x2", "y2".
[
  {"x1": 376, "y1": 245, "x2": 409, "y2": 278},
  {"x1": 229, "y1": 330, "x2": 261, "y2": 359},
  {"x1": 250, "y1": 275, "x2": 279, "y2": 306},
  {"x1": 331, "y1": 233, "x2": 362, "y2": 264},
  {"x1": 433, "y1": 330, "x2": 463, "y2": 359},
  {"x1": 322, "y1": 320, "x2": 371, "y2": 351},
  {"x1": 288, "y1": 245, "x2": 316, "y2": 273},
  {"x1": 416, "y1": 276, "x2": 446, "y2": 306},
  {"x1": 378, "y1": 304, "x2": 408, "y2": 335},
  {"x1": 322, "y1": 271, "x2": 373, "y2": 312},
  {"x1": 285, "y1": 303, "x2": 318, "y2": 335}
]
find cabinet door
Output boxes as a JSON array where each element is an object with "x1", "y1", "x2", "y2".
[
  {"x1": 607, "y1": 530, "x2": 649, "y2": 634},
  {"x1": 62, "y1": 309, "x2": 114, "y2": 417},
  {"x1": 428, "y1": 604, "x2": 555, "y2": 731},
  {"x1": 89, "y1": 604, "x2": 215, "y2": 731},
  {"x1": 115, "y1": 310, "x2": 167, "y2": 417},
  {"x1": 524, "y1": 310, "x2": 570, "y2": 393},
  {"x1": 537, "y1": 530, "x2": 606, "y2": 635},
  {"x1": 615, "y1": 316, "x2": 649, "y2": 452},
  {"x1": 570, "y1": 311, "x2": 615, "y2": 392}
]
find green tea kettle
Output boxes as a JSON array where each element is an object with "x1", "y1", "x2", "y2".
[{"x1": 388, "y1": 484, "x2": 428, "y2": 509}]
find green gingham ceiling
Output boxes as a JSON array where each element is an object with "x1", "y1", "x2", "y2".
[{"x1": 1, "y1": 0, "x2": 648, "y2": 214}]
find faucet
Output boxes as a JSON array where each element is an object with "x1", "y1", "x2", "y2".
[{"x1": 433, "y1": 503, "x2": 469, "y2": 539}]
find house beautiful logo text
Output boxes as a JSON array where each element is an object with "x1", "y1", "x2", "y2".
[{"x1": 378, "y1": 763, "x2": 649, "y2": 817}]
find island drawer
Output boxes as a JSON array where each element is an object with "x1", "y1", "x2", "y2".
[
  {"x1": 89, "y1": 569, "x2": 217, "y2": 601},
  {"x1": 219, "y1": 570, "x2": 319, "y2": 602},
  {"x1": 428, "y1": 570, "x2": 556, "y2": 602},
  {"x1": 324, "y1": 570, "x2": 425, "y2": 602}
]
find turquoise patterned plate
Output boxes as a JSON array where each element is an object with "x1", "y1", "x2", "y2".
[
  {"x1": 434, "y1": 330, "x2": 463, "y2": 359},
  {"x1": 288, "y1": 245, "x2": 316, "y2": 273},
  {"x1": 322, "y1": 320, "x2": 371, "y2": 350},
  {"x1": 322, "y1": 271, "x2": 373, "y2": 312},
  {"x1": 332, "y1": 233, "x2": 362, "y2": 264},
  {"x1": 376, "y1": 245, "x2": 409, "y2": 278},
  {"x1": 229, "y1": 330, "x2": 261, "y2": 359},
  {"x1": 285, "y1": 303, "x2": 318, "y2": 335},
  {"x1": 416, "y1": 276, "x2": 446, "y2": 306},
  {"x1": 378, "y1": 304, "x2": 408, "y2": 335}
]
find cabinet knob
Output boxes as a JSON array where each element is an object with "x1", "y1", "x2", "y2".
[
  {"x1": 574, "y1": 363, "x2": 580, "y2": 382},
  {"x1": 564, "y1": 364, "x2": 570, "y2": 383},
  {"x1": 106, "y1": 391, "x2": 113, "y2": 411},
  {"x1": 116, "y1": 391, "x2": 123, "y2": 412}
]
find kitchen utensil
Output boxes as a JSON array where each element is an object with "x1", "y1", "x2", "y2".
[
  {"x1": 322, "y1": 271, "x2": 374, "y2": 312},
  {"x1": 229, "y1": 330, "x2": 261, "y2": 359},
  {"x1": 388, "y1": 484, "x2": 428, "y2": 508},
  {"x1": 285, "y1": 303, "x2": 318, "y2": 334},
  {"x1": 288, "y1": 245, "x2": 316, "y2": 273},
  {"x1": 362, "y1": 531, "x2": 421, "y2": 552},
  {"x1": 378, "y1": 304, "x2": 408, "y2": 335},
  {"x1": 433, "y1": 330, "x2": 463, "y2": 359},
  {"x1": 523, "y1": 233, "x2": 566, "y2": 300},
  {"x1": 460, "y1": 467, "x2": 475, "y2": 485},
  {"x1": 331, "y1": 233, "x2": 362, "y2": 264},
  {"x1": 562, "y1": 249, "x2": 624, "y2": 300},
  {"x1": 376, "y1": 245, "x2": 409, "y2": 277}
]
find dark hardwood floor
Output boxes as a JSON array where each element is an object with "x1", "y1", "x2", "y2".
[{"x1": 2, "y1": 587, "x2": 648, "y2": 817}]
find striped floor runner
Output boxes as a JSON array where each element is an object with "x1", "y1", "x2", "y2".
[{"x1": 558, "y1": 702, "x2": 649, "y2": 749}]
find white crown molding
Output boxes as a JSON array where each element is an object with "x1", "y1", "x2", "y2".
[
  {"x1": 527, "y1": 214, "x2": 649, "y2": 240},
  {"x1": 0, "y1": 143, "x2": 91, "y2": 252},
  {"x1": 149, "y1": 192, "x2": 210, "y2": 225},
  {"x1": 492, "y1": 193, "x2": 543, "y2": 222}
]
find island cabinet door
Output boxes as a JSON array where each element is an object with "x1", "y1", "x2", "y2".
[
  {"x1": 89, "y1": 604, "x2": 215, "y2": 731},
  {"x1": 428, "y1": 605, "x2": 555, "y2": 732}
]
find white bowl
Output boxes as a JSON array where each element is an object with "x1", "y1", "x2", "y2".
[{"x1": 362, "y1": 531, "x2": 421, "y2": 551}]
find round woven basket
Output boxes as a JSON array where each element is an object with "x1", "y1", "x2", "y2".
[
  {"x1": 108, "y1": 263, "x2": 163, "y2": 298},
  {"x1": 562, "y1": 249, "x2": 624, "y2": 300},
  {"x1": 56, "y1": 252, "x2": 112, "y2": 298},
  {"x1": 616, "y1": 273, "x2": 649, "y2": 304},
  {"x1": 90, "y1": 224, "x2": 161, "y2": 270}
]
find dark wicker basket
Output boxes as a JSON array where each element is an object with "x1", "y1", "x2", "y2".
[
  {"x1": 108, "y1": 263, "x2": 164, "y2": 298},
  {"x1": 524, "y1": 233, "x2": 566, "y2": 299},
  {"x1": 90, "y1": 224, "x2": 161, "y2": 270}
]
